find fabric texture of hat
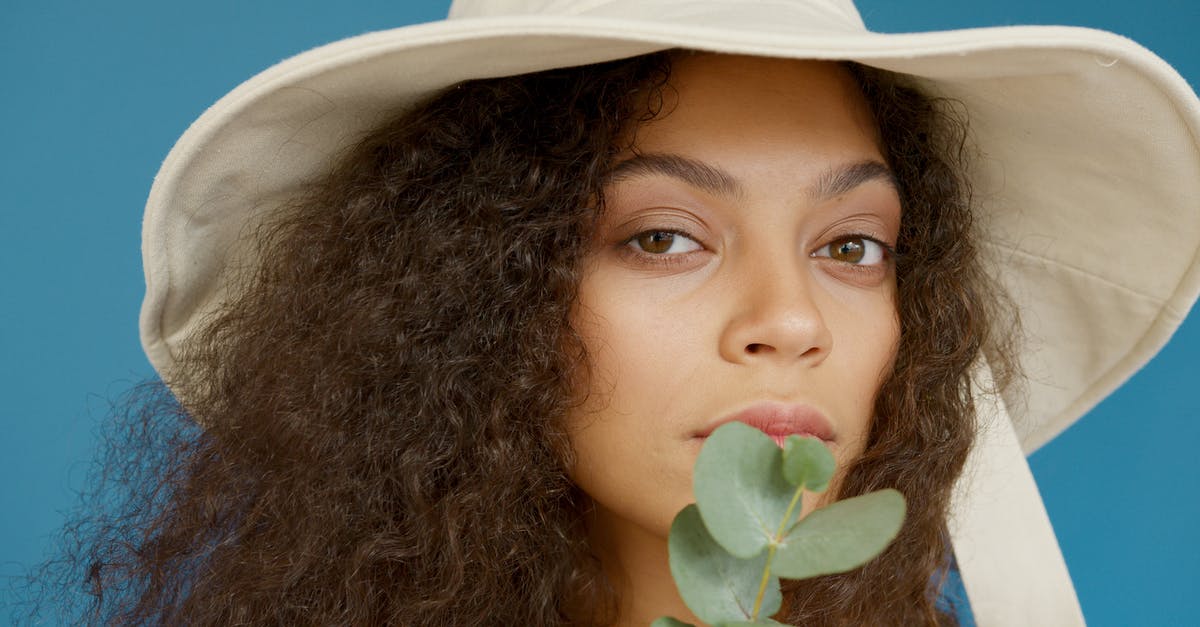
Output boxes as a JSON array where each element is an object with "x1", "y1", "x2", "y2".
[{"x1": 138, "y1": 0, "x2": 1200, "y2": 623}]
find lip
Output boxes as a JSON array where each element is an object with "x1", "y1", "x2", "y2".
[{"x1": 694, "y1": 402, "x2": 835, "y2": 447}]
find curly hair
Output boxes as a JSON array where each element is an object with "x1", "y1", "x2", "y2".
[{"x1": 14, "y1": 51, "x2": 1015, "y2": 625}]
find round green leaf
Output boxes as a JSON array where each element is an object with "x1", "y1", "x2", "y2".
[
  {"x1": 781, "y1": 435, "x2": 834, "y2": 492},
  {"x1": 771, "y1": 489, "x2": 906, "y2": 580},
  {"x1": 694, "y1": 422, "x2": 796, "y2": 558},
  {"x1": 668, "y1": 504, "x2": 782, "y2": 624}
]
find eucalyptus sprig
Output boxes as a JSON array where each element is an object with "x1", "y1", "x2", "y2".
[{"x1": 652, "y1": 421, "x2": 906, "y2": 627}]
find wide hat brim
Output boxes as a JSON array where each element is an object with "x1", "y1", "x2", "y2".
[{"x1": 141, "y1": 12, "x2": 1200, "y2": 455}]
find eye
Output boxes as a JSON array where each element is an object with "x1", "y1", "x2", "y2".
[
  {"x1": 624, "y1": 230, "x2": 703, "y2": 255},
  {"x1": 813, "y1": 235, "x2": 890, "y2": 265}
]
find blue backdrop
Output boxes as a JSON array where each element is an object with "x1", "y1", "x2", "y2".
[{"x1": 2, "y1": 1, "x2": 1196, "y2": 624}]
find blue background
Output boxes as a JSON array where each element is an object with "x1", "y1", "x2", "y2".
[{"x1": 1, "y1": 1, "x2": 1196, "y2": 624}]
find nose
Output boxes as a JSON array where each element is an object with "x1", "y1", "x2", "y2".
[{"x1": 718, "y1": 258, "x2": 832, "y2": 366}]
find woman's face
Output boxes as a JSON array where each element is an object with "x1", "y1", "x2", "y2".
[{"x1": 567, "y1": 54, "x2": 901, "y2": 547}]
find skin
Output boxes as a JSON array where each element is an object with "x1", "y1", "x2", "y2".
[{"x1": 566, "y1": 54, "x2": 903, "y2": 626}]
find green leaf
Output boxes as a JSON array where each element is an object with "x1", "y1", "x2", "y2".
[
  {"x1": 651, "y1": 617, "x2": 696, "y2": 627},
  {"x1": 668, "y1": 504, "x2": 782, "y2": 624},
  {"x1": 771, "y1": 489, "x2": 906, "y2": 580},
  {"x1": 716, "y1": 621, "x2": 790, "y2": 626},
  {"x1": 694, "y1": 422, "x2": 796, "y2": 558},
  {"x1": 780, "y1": 435, "x2": 834, "y2": 492}
]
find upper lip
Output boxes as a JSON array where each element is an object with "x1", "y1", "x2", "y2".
[{"x1": 694, "y1": 402, "x2": 835, "y2": 442}]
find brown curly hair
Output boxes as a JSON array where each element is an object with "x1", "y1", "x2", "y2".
[{"x1": 14, "y1": 50, "x2": 1014, "y2": 625}]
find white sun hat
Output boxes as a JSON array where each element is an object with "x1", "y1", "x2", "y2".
[{"x1": 138, "y1": 0, "x2": 1200, "y2": 624}]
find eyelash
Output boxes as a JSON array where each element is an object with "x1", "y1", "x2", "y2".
[
  {"x1": 619, "y1": 229, "x2": 897, "y2": 270},
  {"x1": 619, "y1": 229, "x2": 704, "y2": 268},
  {"x1": 812, "y1": 233, "x2": 898, "y2": 275}
]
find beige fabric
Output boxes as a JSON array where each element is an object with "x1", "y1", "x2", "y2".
[
  {"x1": 138, "y1": 0, "x2": 1200, "y2": 622},
  {"x1": 950, "y1": 363, "x2": 1085, "y2": 625}
]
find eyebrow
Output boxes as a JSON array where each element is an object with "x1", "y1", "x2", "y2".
[
  {"x1": 605, "y1": 152, "x2": 897, "y2": 202},
  {"x1": 606, "y1": 153, "x2": 744, "y2": 199},
  {"x1": 812, "y1": 160, "x2": 898, "y2": 202}
]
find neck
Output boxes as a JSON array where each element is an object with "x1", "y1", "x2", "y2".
[{"x1": 587, "y1": 505, "x2": 702, "y2": 627}]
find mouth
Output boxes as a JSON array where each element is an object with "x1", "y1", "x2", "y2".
[{"x1": 693, "y1": 402, "x2": 835, "y2": 448}]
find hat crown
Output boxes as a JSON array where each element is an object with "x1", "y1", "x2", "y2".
[{"x1": 448, "y1": 0, "x2": 867, "y2": 34}]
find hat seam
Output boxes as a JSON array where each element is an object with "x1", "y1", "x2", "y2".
[{"x1": 982, "y1": 240, "x2": 1166, "y2": 304}]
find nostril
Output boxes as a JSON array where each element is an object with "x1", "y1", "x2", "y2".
[{"x1": 745, "y1": 343, "x2": 772, "y2": 354}]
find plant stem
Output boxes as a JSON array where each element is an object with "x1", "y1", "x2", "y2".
[
  {"x1": 751, "y1": 485, "x2": 806, "y2": 619},
  {"x1": 751, "y1": 544, "x2": 777, "y2": 620}
]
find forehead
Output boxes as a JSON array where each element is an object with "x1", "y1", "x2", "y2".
[{"x1": 628, "y1": 53, "x2": 883, "y2": 163}]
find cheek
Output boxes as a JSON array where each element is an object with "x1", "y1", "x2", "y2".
[
  {"x1": 856, "y1": 300, "x2": 900, "y2": 393},
  {"x1": 567, "y1": 272, "x2": 711, "y2": 426},
  {"x1": 821, "y1": 297, "x2": 899, "y2": 493},
  {"x1": 561, "y1": 272, "x2": 713, "y2": 535}
]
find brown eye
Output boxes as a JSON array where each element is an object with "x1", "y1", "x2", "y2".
[
  {"x1": 814, "y1": 236, "x2": 888, "y2": 265},
  {"x1": 637, "y1": 232, "x2": 675, "y2": 254},
  {"x1": 830, "y1": 237, "x2": 866, "y2": 263},
  {"x1": 628, "y1": 230, "x2": 701, "y2": 255}
]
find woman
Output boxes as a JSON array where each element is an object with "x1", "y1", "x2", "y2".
[{"x1": 18, "y1": 0, "x2": 1200, "y2": 625}]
